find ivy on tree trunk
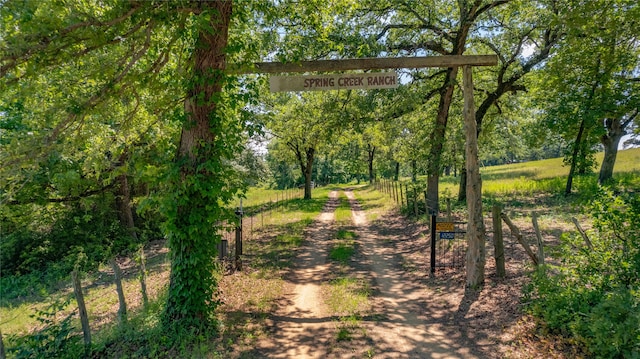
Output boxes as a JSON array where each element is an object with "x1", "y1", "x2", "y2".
[{"x1": 163, "y1": 0, "x2": 233, "y2": 331}]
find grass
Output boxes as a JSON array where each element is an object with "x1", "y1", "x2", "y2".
[
  {"x1": 239, "y1": 186, "x2": 305, "y2": 215},
  {"x1": 1, "y1": 186, "x2": 332, "y2": 358},
  {"x1": 334, "y1": 191, "x2": 353, "y2": 225},
  {"x1": 350, "y1": 184, "x2": 395, "y2": 222},
  {"x1": 325, "y1": 277, "x2": 370, "y2": 317},
  {"x1": 394, "y1": 147, "x2": 640, "y2": 217}
]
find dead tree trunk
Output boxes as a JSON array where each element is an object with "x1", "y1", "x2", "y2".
[{"x1": 367, "y1": 143, "x2": 376, "y2": 184}]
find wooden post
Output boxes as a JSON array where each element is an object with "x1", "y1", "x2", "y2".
[
  {"x1": 394, "y1": 182, "x2": 399, "y2": 203},
  {"x1": 430, "y1": 214, "x2": 437, "y2": 275},
  {"x1": 531, "y1": 212, "x2": 545, "y2": 266},
  {"x1": 413, "y1": 187, "x2": 418, "y2": 217},
  {"x1": 0, "y1": 328, "x2": 6, "y2": 359},
  {"x1": 72, "y1": 270, "x2": 91, "y2": 350},
  {"x1": 235, "y1": 208, "x2": 243, "y2": 271},
  {"x1": 501, "y1": 213, "x2": 539, "y2": 266},
  {"x1": 446, "y1": 198, "x2": 452, "y2": 221},
  {"x1": 492, "y1": 204, "x2": 506, "y2": 278},
  {"x1": 138, "y1": 246, "x2": 149, "y2": 308},
  {"x1": 463, "y1": 65, "x2": 486, "y2": 287},
  {"x1": 405, "y1": 184, "x2": 410, "y2": 213},
  {"x1": 110, "y1": 258, "x2": 127, "y2": 323},
  {"x1": 399, "y1": 183, "x2": 404, "y2": 209}
]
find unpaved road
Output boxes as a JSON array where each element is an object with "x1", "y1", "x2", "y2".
[
  {"x1": 253, "y1": 189, "x2": 480, "y2": 358},
  {"x1": 254, "y1": 191, "x2": 339, "y2": 358},
  {"x1": 345, "y1": 190, "x2": 477, "y2": 358}
]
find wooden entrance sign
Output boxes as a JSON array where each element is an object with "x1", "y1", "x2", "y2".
[
  {"x1": 270, "y1": 72, "x2": 399, "y2": 92},
  {"x1": 230, "y1": 54, "x2": 496, "y2": 286}
]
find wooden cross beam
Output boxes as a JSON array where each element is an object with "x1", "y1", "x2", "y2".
[{"x1": 229, "y1": 55, "x2": 498, "y2": 74}]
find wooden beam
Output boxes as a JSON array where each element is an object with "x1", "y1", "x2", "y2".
[{"x1": 229, "y1": 55, "x2": 498, "y2": 74}]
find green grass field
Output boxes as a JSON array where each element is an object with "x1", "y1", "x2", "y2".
[{"x1": 438, "y1": 148, "x2": 640, "y2": 204}]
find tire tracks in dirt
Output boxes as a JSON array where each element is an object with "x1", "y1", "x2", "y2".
[
  {"x1": 252, "y1": 190, "x2": 340, "y2": 358},
  {"x1": 344, "y1": 189, "x2": 477, "y2": 358},
  {"x1": 252, "y1": 189, "x2": 478, "y2": 358}
]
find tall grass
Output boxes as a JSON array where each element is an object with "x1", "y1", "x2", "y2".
[{"x1": 439, "y1": 148, "x2": 640, "y2": 205}]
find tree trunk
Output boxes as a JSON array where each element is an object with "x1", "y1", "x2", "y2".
[
  {"x1": 598, "y1": 117, "x2": 625, "y2": 184},
  {"x1": 303, "y1": 147, "x2": 315, "y2": 199},
  {"x1": 565, "y1": 118, "x2": 586, "y2": 196},
  {"x1": 463, "y1": 66, "x2": 486, "y2": 288},
  {"x1": 164, "y1": 0, "x2": 232, "y2": 329},
  {"x1": 426, "y1": 67, "x2": 458, "y2": 214},
  {"x1": 394, "y1": 161, "x2": 400, "y2": 181},
  {"x1": 115, "y1": 153, "x2": 137, "y2": 241},
  {"x1": 458, "y1": 165, "x2": 467, "y2": 202},
  {"x1": 411, "y1": 159, "x2": 417, "y2": 182},
  {"x1": 367, "y1": 144, "x2": 376, "y2": 184}
]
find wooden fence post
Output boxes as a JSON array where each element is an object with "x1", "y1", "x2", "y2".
[
  {"x1": 492, "y1": 204, "x2": 506, "y2": 278},
  {"x1": 138, "y1": 246, "x2": 149, "y2": 308},
  {"x1": 531, "y1": 212, "x2": 545, "y2": 266},
  {"x1": 0, "y1": 328, "x2": 6, "y2": 359},
  {"x1": 501, "y1": 213, "x2": 539, "y2": 266},
  {"x1": 405, "y1": 184, "x2": 410, "y2": 213},
  {"x1": 235, "y1": 208, "x2": 243, "y2": 271},
  {"x1": 399, "y1": 183, "x2": 404, "y2": 210},
  {"x1": 110, "y1": 258, "x2": 127, "y2": 323},
  {"x1": 413, "y1": 187, "x2": 418, "y2": 217},
  {"x1": 72, "y1": 270, "x2": 91, "y2": 350}
]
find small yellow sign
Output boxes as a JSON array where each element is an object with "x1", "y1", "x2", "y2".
[{"x1": 435, "y1": 222, "x2": 454, "y2": 231}]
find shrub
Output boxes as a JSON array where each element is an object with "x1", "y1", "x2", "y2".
[{"x1": 527, "y1": 189, "x2": 640, "y2": 357}]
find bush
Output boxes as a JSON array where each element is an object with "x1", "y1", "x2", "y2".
[{"x1": 527, "y1": 189, "x2": 640, "y2": 357}]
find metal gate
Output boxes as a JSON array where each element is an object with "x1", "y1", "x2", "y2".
[{"x1": 430, "y1": 216, "x2": 467, "y2": 273}]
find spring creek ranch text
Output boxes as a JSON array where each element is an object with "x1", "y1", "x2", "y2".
[{"x1": 269, "y1": 72, "x2": 398, "y2": 92}]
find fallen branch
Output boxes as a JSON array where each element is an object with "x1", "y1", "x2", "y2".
[
  {"x1": 500, "y1": 212, "x2": 539, "y2": 266},
  {"x1": 571, "y1": 217, "x2": 593, "y2": 249}
]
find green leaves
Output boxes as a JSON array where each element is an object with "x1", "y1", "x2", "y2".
[{"x1": 528, "y1": 189, "x2": 640, "y2": 357}]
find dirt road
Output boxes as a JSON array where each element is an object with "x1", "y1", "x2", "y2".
[
  {"x1": 253, "y1": 191, "x2": 339, "y2": 358},
  {"x1": 253, "y1": 189, "x2": 493, "y2": 358}
]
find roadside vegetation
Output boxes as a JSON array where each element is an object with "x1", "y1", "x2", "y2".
[{"x1": 2, "y1": 150, "x2": 639, "y2": 357}]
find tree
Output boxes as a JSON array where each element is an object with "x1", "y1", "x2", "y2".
[
  {"x1": 264, "y1": 91, "x2": 345, "y2": 199},
  {"x1": 537, "y1": 0, "x2": 640, "y2": 193},
  {"x1": 1, "y1": 0, "x2": 263, "y2": 330}
]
